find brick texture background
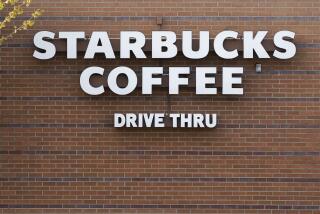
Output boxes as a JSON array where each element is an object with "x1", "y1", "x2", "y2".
[{"x1": 1, "y1": 0, "x2": 320, "y2": 213}]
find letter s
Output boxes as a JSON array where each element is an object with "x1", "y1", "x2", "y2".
[
  {"x1": 33, "y1": 31, "x2": 56, "y2": 60},
  {"x1": 273, "y1": 31, "x2": 296, "y2": 59}
]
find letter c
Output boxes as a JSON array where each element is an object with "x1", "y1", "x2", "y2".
[{"x1": 80, "y1": 66, "x2": 105, "y2": 95}]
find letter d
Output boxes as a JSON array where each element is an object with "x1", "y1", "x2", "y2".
[{"x1": 114, "y1": 114, "x2": 126, "y2": 127}]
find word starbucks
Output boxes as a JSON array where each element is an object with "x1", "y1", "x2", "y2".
[{"x1": 33, "y1": 30, "x2": 296, "y2": 60}]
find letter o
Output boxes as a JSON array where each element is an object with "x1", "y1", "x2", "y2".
[{"x1": 107, "y1": 66, "x2": 137, "y2": 95}]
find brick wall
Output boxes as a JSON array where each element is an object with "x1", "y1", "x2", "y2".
[{"x1": 1, "y1": 0, "x2": 320, "y2": 213}]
